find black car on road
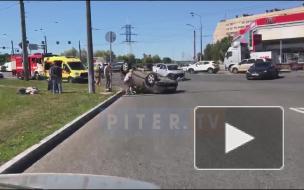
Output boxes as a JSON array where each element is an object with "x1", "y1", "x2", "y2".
[{"x1": 246, "y1": 62, "x2": 279, "y2": 80}]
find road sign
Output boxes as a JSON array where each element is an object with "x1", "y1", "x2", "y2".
[
  {"x1": 105, "y1": 31, "x2": 116, "y2": 43},
  {"x1": 29, "y1": 44, "x2": 39, "y2": 50},
  {"x1": 18, "y1": 41, "x2": 29, "y2": 49}
]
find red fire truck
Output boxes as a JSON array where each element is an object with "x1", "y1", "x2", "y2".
[{"x1": 11, "y1": 53, "x2": 55, "y2": 79}]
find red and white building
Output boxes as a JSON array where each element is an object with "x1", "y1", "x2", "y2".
[{"x1": 233, "y1": 12, "x2": 304, "y2": 64}]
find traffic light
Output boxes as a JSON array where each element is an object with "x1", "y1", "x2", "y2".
[
  {"x1": 56, "y1": 41, "x2": 60, "y2": 45},
  {"x1": 41, "y1": 41, "x2": 45, "y2": 45},
  {"x1": 68, "y1": 41, "x2": 71, "y2": 44}
]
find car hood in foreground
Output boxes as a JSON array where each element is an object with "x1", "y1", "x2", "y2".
[{"x1": 0, "y1": 173, "x2": 159, "y2": 189}]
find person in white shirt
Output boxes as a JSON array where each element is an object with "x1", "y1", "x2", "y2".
[{"x1": 123, "y1": 69, "x2": 136, "y2": 95}]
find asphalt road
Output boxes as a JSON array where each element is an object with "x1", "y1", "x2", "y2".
[{"x1": 26, "y1": 71, "x2": 304, "y2": 189}]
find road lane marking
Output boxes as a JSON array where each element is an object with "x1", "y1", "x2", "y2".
[{"x1": 289, "y1": 107, "x2": 304, "y2": 114}]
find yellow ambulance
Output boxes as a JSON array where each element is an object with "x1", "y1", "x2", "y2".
[{"x1": 44, "y1": 56, "x2": 88, "y2": 83}]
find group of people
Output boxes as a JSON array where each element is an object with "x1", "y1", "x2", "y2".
[
  {"x1": 95, "y1": 62, "x2": 136, "y2": 95},
  {"x1": 48, "y1": 61, "x2": 135, "y2": 95},
  {"x1": 48, "y1": 61, "x2": 63, "y2": 94},
  {"x1": 94, "y1": 62, "x2": 112, "y2": 92}
]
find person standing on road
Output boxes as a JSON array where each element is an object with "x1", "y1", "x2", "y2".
[
  {"x1": 104, "y1": 62, "x2": 112, "y2": 92},
  {"x1": 100, "y1": 62, "x2": 105, "y2": 80},
  {"x1": 124, "y1": 69, "x2": 136, "y2": 95}
]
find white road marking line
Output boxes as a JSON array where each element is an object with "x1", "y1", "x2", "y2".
[{"x1": 289, "y1": 107, "x2": 304, "y2": 114}]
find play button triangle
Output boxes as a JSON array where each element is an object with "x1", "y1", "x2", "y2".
[{"x1": 225, "y1": 123, "x2": 255, "y2": 154}]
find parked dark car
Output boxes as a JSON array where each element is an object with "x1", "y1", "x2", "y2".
[
  {"x1": 111, "y1": 62, "x2": 124, "y2": 72},
  {"x1": 246, "y1": 62, "x2": 279, "y2": 80},
  {"x1": 0, "y1": 72, "x2": 4, "y2": 78}
]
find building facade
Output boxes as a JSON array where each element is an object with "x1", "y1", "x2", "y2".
[
  {"x1": 232, "y1": 12, "x2": 304, "y2": 65},
  {"x1": 213, "y1": 6, "x2": 304, "y2": 43}
]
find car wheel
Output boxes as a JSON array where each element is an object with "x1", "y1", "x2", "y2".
[
  {"x1": 232, "y1": 68, "x2": 238, "y2": 74},
  {"x1": 275, "y1": 71, "x2": 279, "y2": 79},
  {"x1": 145, "y1": 73, "x2": 157, "y2": 87},
  {"x1": 207, "y1": 68, "x2": 214, "y2": 74},
  {"x1": 188, "y1": 69, "x2": 195, "y2": 74},
  {"x1": 228, "y1": 65, "x2": 234, "y2": 71}
]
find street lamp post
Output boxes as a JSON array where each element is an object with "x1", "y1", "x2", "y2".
[
  {"x1": 44, "y1": 35, "x2": 47, "y2": 54},
  {"x1": 34, "y1": 28, "x2": 47, "y2": 54},
  {"x1": 78, "y1": 40, "x2": 82, "y2": 59},
  {"x1": 190, "y1": 12, "x2": 202, "y2": 61},
  {"x1": 186, "y1": 24, "x2": 196, "y2": 62},
  {"x1": 2, "y1": 34, "x2": 15, "y2": 55},
  {"x1": 34, "y1": 21, "x2": 59, "y2": 54},
  {"x1": 11, "y1": 40, "x2": 14, "y2": 55}
]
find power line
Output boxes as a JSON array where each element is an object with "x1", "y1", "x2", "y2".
[
  {"x1": 0, "y1": 2, "x2": 18, "y2": 12},
  {"x1": 121, "y1": 24, "x2": 137, "y2": 43},
  {"x1": 121, "y1": 24, "x2": 137, "y2": 54}
]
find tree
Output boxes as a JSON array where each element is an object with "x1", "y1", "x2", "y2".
[
  {"x1": 0, "y1": 54, "x2": 10, "y2": 65},
  {"x1": 94, "y1": 50, "x2": 115, "y2": 62},
  {"x1": 142, "y1": 54, "x2": 153, "y2": 64},
  {"x1": 116, "y1": 55, "x2": 125, "y2": 62},
  {"x1": 61, "y1": 48, "x2": 87, "y2": 64},
  {"x1": 62, "y1": 47, "x2": 78, "y2": 57},
  {"x1": 79, "y1": 49, "x2": 87, "y2": 65},
  {"x1": 116, "y1": 53, "x2": 135, "y2": 64},
  {"x1": 162, "y1": 57, "x2": 172, "y2": 64},
  {"x1": 152, "y1": 55, "x2": 161, "y2": 63},
  {"x1": 203, "y1": 36, "x2": 232, "y2": 62},
  {"x1": 135, "y1": 58, "x2": 142, "y2": 64},
  {"x1": 126, "y1": 54, "x2": 136, "y2": 64},
  {"x1": 197, "y1": 52, "x2": 203, "y2": 61},
  {"x1": 203, "y1": 44, "x2": 213, "y2": 60}
]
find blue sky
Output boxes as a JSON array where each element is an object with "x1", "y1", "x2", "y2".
[{"x1": 0, "y1": 1, "x2": 302, "y2": 60}]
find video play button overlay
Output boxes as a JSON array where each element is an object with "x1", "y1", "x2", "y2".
[
  {"x1": 194, "y1": 106, "x2": 284, "y2": 170},
  {"x1": 225, "y1": 123, "x2": 255, "y2": 154}
]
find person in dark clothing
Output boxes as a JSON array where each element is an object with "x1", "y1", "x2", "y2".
[
  {"x1": 55, "y1": 61, "x2": 63, "y2": 94},
  {"x1": 49, "y1": 64, "x2": 57, "y2": 93},
  {"x1": 49, "y1": 61, "x2": 63, "y2": 94},
  {"x1": 104, "y1": 63, "x2": 112, "y2": 92}
]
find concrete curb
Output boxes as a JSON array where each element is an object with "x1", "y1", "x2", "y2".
[{"x1": 0, "y1": 89, "x2": 124, "y2": 174}]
